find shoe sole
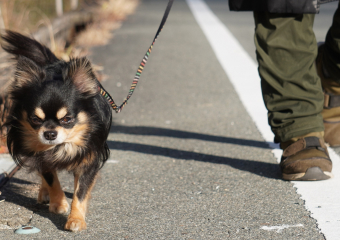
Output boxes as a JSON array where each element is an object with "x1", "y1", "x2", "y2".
[{"x1": 282, "y1": 167, "x2": 333, "y2": 181}]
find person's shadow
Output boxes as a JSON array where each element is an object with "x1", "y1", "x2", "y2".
[{"x1": 108, "y1": 125, "x2": 281, "y2": 179}]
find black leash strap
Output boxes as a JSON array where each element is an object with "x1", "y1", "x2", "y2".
[{"x1": 99, "y1": 0, "x2": 174, "y2": 113}]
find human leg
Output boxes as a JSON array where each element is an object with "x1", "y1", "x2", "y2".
[
  {"x1": 317, "y1": 2, "x2": 340, "y2": 146},
  {"x1": 254, "y1": 12, "x2": 332, "y2": 180}
]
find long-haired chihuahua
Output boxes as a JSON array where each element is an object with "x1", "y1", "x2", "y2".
[{"x1": 2, "y1": 30, "x2": 112, "y2": 231}]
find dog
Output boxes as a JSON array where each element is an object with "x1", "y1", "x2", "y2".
[{"x1": 2, "y1": 30, "x2": 112, "y2": 231}]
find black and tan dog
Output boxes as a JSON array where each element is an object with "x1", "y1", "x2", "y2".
[{"x1": 2, "y1": 31, "x2": 112, "y2": 231}]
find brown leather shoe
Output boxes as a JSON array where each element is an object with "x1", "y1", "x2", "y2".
[
  {"x1": 280, "y1": 136, "x2": 332, "y2": 181},
  {"x1": 317, "y1": 44, "x2": 340, "y2": 146}
]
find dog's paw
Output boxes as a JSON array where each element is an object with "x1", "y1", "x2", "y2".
[
  {"x1": 64, "y1": 218, "x2": 87, "y2": 232},
  {"x1": 49, "y1": 199, "x2": 69, "y2": 214},
  {"x1": 37, "y1": 188, "x2": 49, "y2": 204}
]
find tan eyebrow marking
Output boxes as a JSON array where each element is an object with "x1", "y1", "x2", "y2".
[
  {"x1": 56, "y1": 107, "x2": 68, "y2": 119},
  {"x1": 77, "y1": 112, "x2": 88, "y2": 123},
  {"x1": 34, "y1": 108, "x2": 45, "y2": 120}
]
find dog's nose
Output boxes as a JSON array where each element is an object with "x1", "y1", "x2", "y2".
[{"x1": 44, "y1": 131, "x2": 58, "y2": 140}]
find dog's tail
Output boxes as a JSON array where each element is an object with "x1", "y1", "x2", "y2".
[{"x1": 1, "y1": 30, "x2": 58, "y2": 67}]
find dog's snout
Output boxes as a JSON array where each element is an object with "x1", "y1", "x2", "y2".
[{"x1": 44, "y1": 131, "x2": 58, "y2": 140}]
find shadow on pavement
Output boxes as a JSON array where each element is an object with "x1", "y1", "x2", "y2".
[
  {"x1": 111, "y1": 125, "x2": 274, "y2": 149},
  {"x1": 107, "y1": 140, "x2": 281, "y2": 179},
  {"x1": 2, "y1": 177, "x2": 73, "y2": 231},
  {"x1": 2, "y1": 124, "x2": 280, "y2": 231}
]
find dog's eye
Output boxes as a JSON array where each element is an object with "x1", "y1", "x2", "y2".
[
  {"x1": 30, "y1": 116, "x2": 42, "y2": 125},
  {"x1": 60, "y1": 117, "x2": 73, "y2": 124}
]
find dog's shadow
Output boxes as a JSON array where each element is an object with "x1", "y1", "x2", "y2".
[{"x1": 2, "y1": 177, "x2": 73, "y2": 231}]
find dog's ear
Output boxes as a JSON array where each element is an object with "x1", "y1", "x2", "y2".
[
  {"x1": 2, "y1": 30, "x2": 58, "y2": 67},
  {"x1": 66, "y1": 57, "x2": 99, "y2": 97},
  {"x1": 13, "y1": 56, "x2": 45, "y2": 88}
]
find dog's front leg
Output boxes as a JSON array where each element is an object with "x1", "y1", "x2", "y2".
[
  {"x1": 38, "y1": 171, "x2": 69, "y2": 214},
  {"x1": 65, "y1": 166, "x2": 98, "y2": 232}
]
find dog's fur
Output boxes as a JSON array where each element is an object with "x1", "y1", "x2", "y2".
[{"x1": 2, "y1": 31, "x2": 112, "y2": 231}]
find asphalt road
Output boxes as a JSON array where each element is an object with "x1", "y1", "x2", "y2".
[{"x1": 0, "y1": 0, "x2": 338, "y2": 239}]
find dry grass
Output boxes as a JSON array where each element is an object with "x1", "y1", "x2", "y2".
[
  {"x1": 0, "y1": 0, "x2": 139, "y2": 57},
  {"x1": 0, "y1": 0, "x2": 58, "y2": 33},
  {"x1": 74, "y1": 0, "x2": 138, "y2": 47},
  {"x1": 101, "y1": 0, "x2": 139, "y2": 21},
  {"x1": 54, "y1": 0, "x2": 139, "y2": 59},
  {"x1": 74, "y1": 21, "x2": 121, "y2": 47}
]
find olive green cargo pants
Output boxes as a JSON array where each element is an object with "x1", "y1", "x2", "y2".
[{"x1": 254, "y1": 5, "x2": 340, "y2": 143}]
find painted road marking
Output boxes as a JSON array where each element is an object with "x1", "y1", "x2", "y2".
[
  {"x1": 0, "y1": 154, "x2": 15, "y2": 174},
  {"x1": 261, "y1": 224, "x2": 304, "y2": 233},
  {"x1": 186, "y1": 0, "x2": 340, "y2": 239},
  {"x1": 106, "y1": 159, "x2": 119, "y2": 164}
]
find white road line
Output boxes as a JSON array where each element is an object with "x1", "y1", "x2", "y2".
[
  {"x1": 260, "y1": 224, "x2": 304, "y2": 233},
  {"x1": 186, "y1": 0, "x2": 340, "y2": 238},
  {"x1": 106, "y1": 159, "x2": 119, "y2": 164},
  {"x1": 0, "y1": 154, "x2": 15, "y2": 174}
]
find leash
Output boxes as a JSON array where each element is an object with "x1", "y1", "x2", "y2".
[{"x1": 99, "y1": 0, "x2": 174, "y2": 113}]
